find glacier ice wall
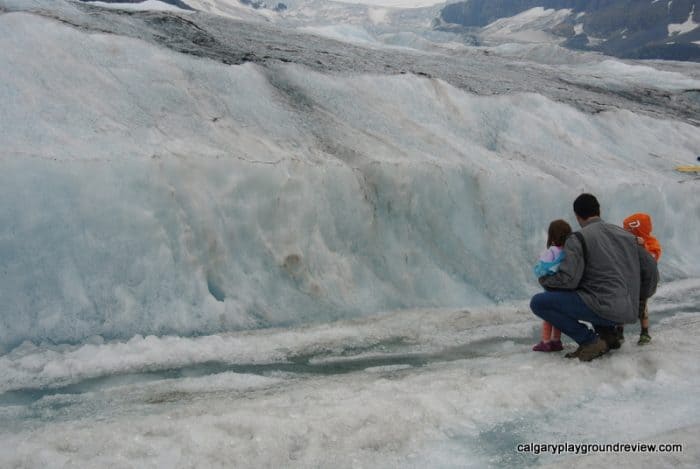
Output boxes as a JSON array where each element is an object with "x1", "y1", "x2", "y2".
[{"x1": 1, "y1": 12, "x2": 699, "y2": 350}]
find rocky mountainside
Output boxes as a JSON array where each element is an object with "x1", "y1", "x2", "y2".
[{"x1": 438, "y1": 0, "x2": 700, "y2": 61}]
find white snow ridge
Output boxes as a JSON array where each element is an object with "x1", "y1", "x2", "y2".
[{"x1": 1, "y1": 0, "x2": 699, "y2": 467}]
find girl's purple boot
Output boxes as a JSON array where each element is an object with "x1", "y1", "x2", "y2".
[{"x1": 532, "y1": 340, "x2": 563, "y2": 352}]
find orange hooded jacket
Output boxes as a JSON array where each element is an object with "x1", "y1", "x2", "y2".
[{"x1": 623, "y1": 213, "x2": 662, "y2": 262}]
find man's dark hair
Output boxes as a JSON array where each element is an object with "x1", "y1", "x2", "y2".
[{"x1": 573, "y1": 193, "x2": 600, "y2": 219}]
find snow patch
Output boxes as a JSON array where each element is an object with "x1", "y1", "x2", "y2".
[
  {"x1": 368, "y1": 7, "x2": 389, "y2": 25},
  {"x1": 481, "y1": 7, "x2": 573, "y2": 44},
  {"x1": 586, "y1": 35, "x2": 606, "y2": 46},
  {"x1": 668, "y1": 6, "x2": 698, "y2": 36}
]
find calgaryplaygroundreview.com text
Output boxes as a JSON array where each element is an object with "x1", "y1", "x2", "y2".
[{"x1": 517, "y1": 442, "x2": 684, "y2": 456}]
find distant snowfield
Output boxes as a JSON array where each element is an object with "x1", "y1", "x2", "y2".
[
  {"x1": 331, "y1": 0, "x2": 446, "y2": 8},
  {"x1": 487, "y1": 43, "x2": 604, "y2": 65},
  {"x1": 298, "y1": 23, "x2": 379, "y2": 44},
  {"x1": 181, "y1": 0, "x2": 276, "y2": 21},
  {"x1": 296, "y1": 23, "x2": 459, "y2": 51},
  {"x1": 87, "y1": 0, "x2": 193, "y2": 12},
  {"x1": 182, "y1": 0, "x2": 444, "y2": 24},
  {"x1": 564, "y1": 59, "x2": 700, "y2": 90},
  {"x1": 481, "y1": 7, "x2": 572, "y2": 44}
]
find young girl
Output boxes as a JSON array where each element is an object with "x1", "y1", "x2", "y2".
[
  {"x1": 532, "y1": 219, "x2": 572, "y2": 352},
  {"x1": 623, "y1": 212, "x2": 662, "y2": 345}
]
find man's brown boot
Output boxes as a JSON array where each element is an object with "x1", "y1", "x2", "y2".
[{"x1": 577, "y1": 337, "x2": 609, "y2": 362}]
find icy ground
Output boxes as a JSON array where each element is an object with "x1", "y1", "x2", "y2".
[
  {"x1": 1, "y1": 0, "x2": 700, "y2": 467},
  {"x1": 1, "y1": 280, "x2": 699, "y2": 467}
]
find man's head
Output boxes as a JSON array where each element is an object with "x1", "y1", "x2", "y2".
[{"x1": 573, "y1": 193, "x2": 600, "y2": 225}]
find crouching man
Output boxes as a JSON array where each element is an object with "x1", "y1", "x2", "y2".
[{"x1": 530, "y1": 193, "x2": 659, "y2": 361}]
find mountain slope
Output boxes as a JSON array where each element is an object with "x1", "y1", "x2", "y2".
[{"x1": 438, "y1": 0, "x2": 700, "y2": 61}]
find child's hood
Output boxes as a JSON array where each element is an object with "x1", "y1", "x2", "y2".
[
  {"x1": 623, "y1": 212, "x2": 662, "y2": 261},
  {"x1": 623, "y1": 212, "x2": 653, "y2": 237}
]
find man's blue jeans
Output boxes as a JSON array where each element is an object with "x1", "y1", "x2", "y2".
[{"x1": 530, "y1": 291, "x2": 617, "y2": 345}]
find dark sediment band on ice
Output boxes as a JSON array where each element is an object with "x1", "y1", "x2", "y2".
[{"x1": 3, "y1": 1, "x2": 699, "y2": 126}]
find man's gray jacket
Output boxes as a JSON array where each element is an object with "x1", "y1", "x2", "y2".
[{"x1": 539, "y1": 217, "x2": 659, "y2": 324}]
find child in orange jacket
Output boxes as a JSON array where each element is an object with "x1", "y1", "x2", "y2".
[{"x1": 623, "y1": 213, "x2": 662, "y2": 345}]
